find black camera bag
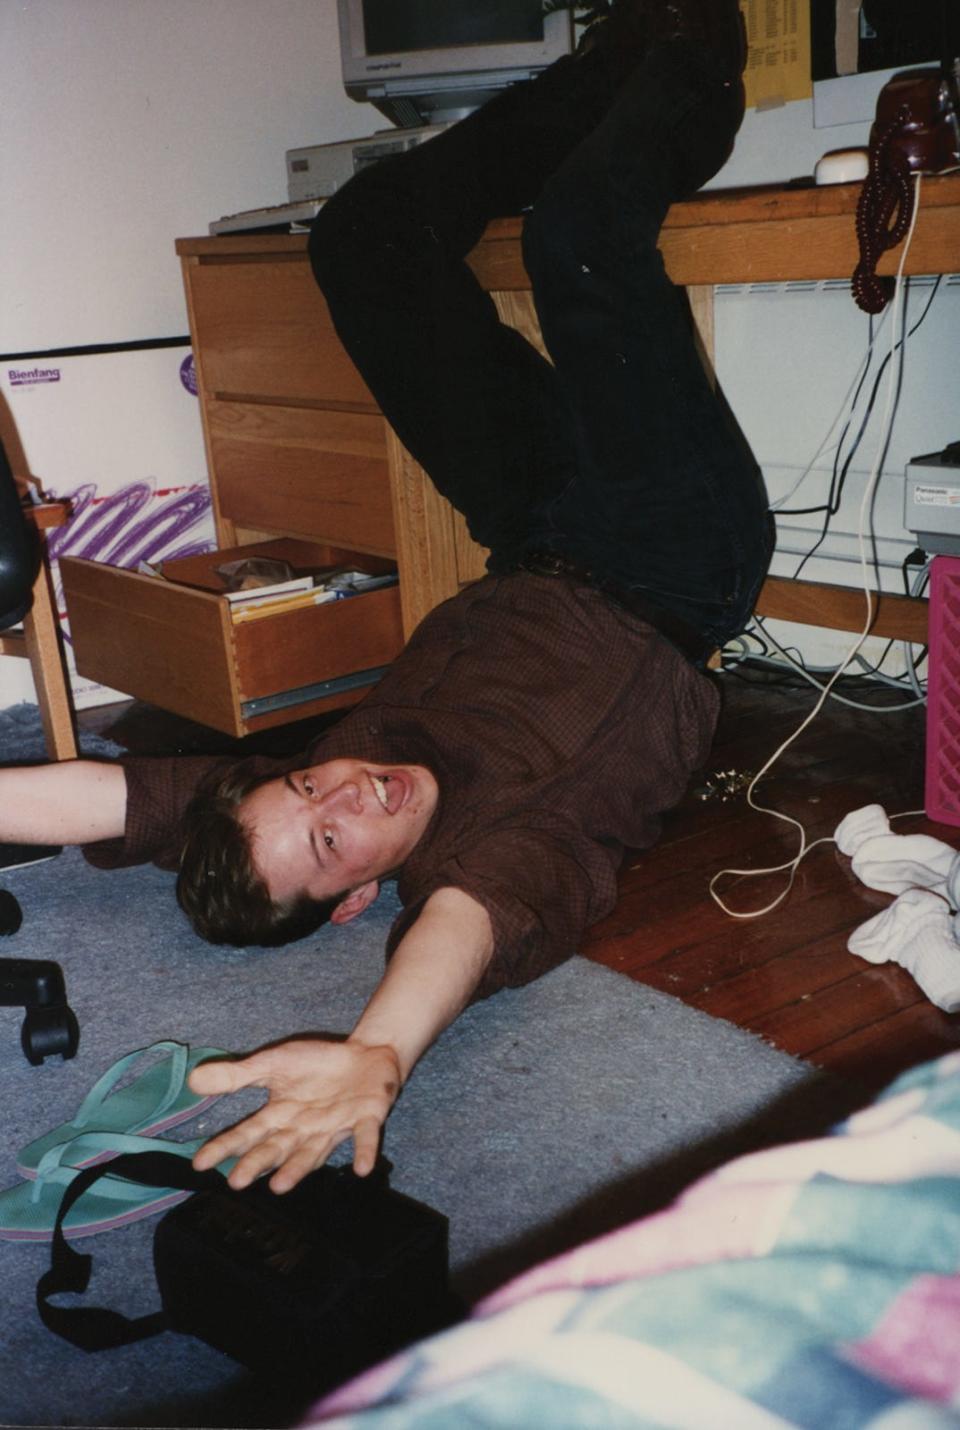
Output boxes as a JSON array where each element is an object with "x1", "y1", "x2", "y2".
[{"x1": 37, "y1": 1151, "x2": 457, "y2": 1395}]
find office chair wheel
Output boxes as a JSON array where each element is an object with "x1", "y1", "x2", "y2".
[
  {"x1": 1, "y1": 958, "x2": 81, "y2": 1065},
  {"x1": 21, "y1": 1003, "x2": 80, "y2": 1066},
  {"x1": 0, "y1": 889, "x2": 23, "y2": 936}
]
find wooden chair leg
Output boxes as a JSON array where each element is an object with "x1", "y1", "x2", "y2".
[{"x1": 22, "y1": 558, "x2": 78, "y2": 761}]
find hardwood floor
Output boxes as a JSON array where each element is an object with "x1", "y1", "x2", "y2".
[
  {"x1": 80, "y1": 666, "x2": 960, "y2": 1094},
  {"x1": 582, "y1": 668, "x2": 960, "y2": 1092}
]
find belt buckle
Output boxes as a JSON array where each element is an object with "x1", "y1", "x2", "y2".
[{"x1": 522, "y1": 550, "x2": 568, "y2": 579}]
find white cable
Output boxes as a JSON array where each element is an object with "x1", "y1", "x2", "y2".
[
  {"x1": 711, "y1": 174, "x2": 924, "y2": 920},
  {"x1": 769, "y1": 306, "x2": 888, "y2": 513},
  {"x1": 736, "y1": 620, "x2": 923, "y2": 685},
  {"x1": 726, "y1": 552, "x2": 932, "y2": 702},
  {"x1": 732, "y1": 637, "x2": 927, "y2": 709},
  {"x1": 742, "y1": 617, "x2": 926, "y2": 711},
  {"x1": 850, "y1": 652, "x2": 926, "y2": 693},
  {"x1": 722, "y1": 633, "x2": 754, "y2": 664}
]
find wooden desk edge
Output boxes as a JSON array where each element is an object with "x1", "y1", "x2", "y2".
[
  {"x1": 758, "y1": 575, "x2": 927, "y2": 645},
  {"x1": 177, "y1": 170, "x2": 960, "y2": 254}
]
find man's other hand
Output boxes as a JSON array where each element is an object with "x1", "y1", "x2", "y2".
[
  {"x1": 189, "y1": 886, "x2": 493, "y2": 1196},
  {"x1": 188, "y1": 1038, "x2": 402, "y2": 1193}
]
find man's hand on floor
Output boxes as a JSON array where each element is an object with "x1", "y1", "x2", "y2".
[
  {"x1": 188, "y1": 1037, "x2": 402, "y2": 1192},
  {"x1": 190, "y1": 887, "x2": 494, "y2": 1195}
]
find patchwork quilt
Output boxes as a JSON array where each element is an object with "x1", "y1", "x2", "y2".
[{"x1": 308, "y1": 1051, "x2": 960, "y2": 1428}]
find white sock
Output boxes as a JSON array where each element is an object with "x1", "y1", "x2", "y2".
[
  {"x1": 834, "y1": 804, "x2": 958, "y2": 897},
  {"x1": 947, "y1": 852, "x2": 960, "y2": 910},
  {"x1": 835, "y1": 804, "x2": 891, "y2": 855},
  {"x1": 848, "y1": 888, "x2": 960, "y2": 1013}
]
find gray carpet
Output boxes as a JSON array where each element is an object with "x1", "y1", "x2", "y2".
[{"x1": 0, "y1": 705, "x2": 855, "y2": 1428}]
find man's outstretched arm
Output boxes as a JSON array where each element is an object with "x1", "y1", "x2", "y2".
[
  {"x1": 0, "y1": 761, "x2": 126, "y2": 845},
  {"x1": 189, "y1": 885, "x2": 494, "y2": 1193}
]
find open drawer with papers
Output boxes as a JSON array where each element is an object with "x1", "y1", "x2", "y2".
[{"x1": 60, "y1": 538, "x2": 403, "y2": 738}]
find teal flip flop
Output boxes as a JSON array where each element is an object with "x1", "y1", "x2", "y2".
[
  {"x1": 0, "y1": 1131, "x2": 235, "y2": 1241},
  {"x1": 16, "y1": 1041, "x2": 228, "y2": 1179}
]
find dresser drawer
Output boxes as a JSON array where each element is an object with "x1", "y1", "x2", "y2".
[
  {"x1": 208, "y1": 403, "x2": 395, "y2": 557},
  {"x1": 61, "y1": 540, "x2": 403, "y2": 738},
  {"x1": 185, "y1": 255, "x2": 376, "y2": 408}
]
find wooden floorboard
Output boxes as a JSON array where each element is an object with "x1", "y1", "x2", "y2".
[
  {"x1": 81, "y1": 664, "x2": 960, "y2": 1095},
  {"x1": 581, "y1": 667, "x2": 960, "y2": 1093}
]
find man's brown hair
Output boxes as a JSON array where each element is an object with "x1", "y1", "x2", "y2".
[{"x1": 176, "y1": 758, "x2": 341, "y2": 947}]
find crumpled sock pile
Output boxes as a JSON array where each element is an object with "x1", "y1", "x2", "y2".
[{"x1": 836, "y1": 803, "x2": 960, "y2": 1013}]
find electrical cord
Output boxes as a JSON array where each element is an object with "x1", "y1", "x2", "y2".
[
  {"x1": 737, "y1": 619, "x2": 927, "y2": 712},
  {"x1": 768, "y1": 308, "x2": 887, "y2": 515},
  {"x1": 727, "y1": 548, "x2": 932, "y2": 703},
  {"x1": 776, "y1": 313, "x2": 880, "y2": 520},
  {"x1": 853, "y1": 110, "x2": 916, "y2": 314},
  {"x1": 711, "y1": 173, "x2": 925, "y2": 920},
  {"x1": 726, "y1": 513, "x2": 932, "y2": 708},
  {"x1": 723, "y1": 640, "x2": 927, "y2": 699},
  {"x1": 787, "y1": 276, "x2": 942, "y2": 574}
]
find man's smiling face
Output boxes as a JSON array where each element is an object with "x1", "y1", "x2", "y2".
[{"x1": 239, "y1": 759, "x2": 439, "y2": 922}]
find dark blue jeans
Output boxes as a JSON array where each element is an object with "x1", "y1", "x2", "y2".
[{"x1": 309, "y1": 41, "x2": 773, "y2": 656}]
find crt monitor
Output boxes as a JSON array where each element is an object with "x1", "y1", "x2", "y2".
[{"x1": 337, "y1": 0, "x2": 575, "y2": 128}]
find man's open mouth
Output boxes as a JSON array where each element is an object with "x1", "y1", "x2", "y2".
[{"x1": 368, "y1": 771, "x2": 408, "y2": 814}]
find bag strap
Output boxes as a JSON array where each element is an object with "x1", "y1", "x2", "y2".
[{"x1": 37, "y1": 1151, "x2": 226, "y2": 1351}]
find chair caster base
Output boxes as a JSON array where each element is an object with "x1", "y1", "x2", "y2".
[{"x1": 1, "y1": 959, "x2": 81, "y2": 1065}]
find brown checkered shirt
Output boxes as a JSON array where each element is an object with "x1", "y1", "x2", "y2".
[{"x1": 85, "y1": 573, "x2": 719, "y2": 999}]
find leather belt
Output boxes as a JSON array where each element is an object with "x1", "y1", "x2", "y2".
[{"x1": 516, "y1": 549, "x2": 709, "y2": 666}]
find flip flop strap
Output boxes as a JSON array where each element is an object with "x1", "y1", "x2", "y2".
[
  {"x1": 70, "y1": 1040, "x2": 187, "y2": 1130},
  {"x1": 37, "y1": 1151, "x2": 229, "y2": 1351},
  {"x1": 31, "y1": 1162, "x2": 191, "y2": 1205},
  {"x1": 33, "y1": 1129, "x2": 202, "y2": 1195}
]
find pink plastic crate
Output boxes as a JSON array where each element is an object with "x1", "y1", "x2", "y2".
[{"x1": 926, "y1": 555, "x2": 960, "y2": 827}]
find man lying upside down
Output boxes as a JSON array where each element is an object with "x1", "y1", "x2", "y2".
[{"x1": 2, "y1": 0, "x2": 771, "y2": 1195}]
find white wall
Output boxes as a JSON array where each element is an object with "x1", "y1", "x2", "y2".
[
  {"x1": 1, "y1": 0, "x2": 379, "y2": 709},
  {"x1": 1, "y1": 0, "x2": 379, "y2": 352}
]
